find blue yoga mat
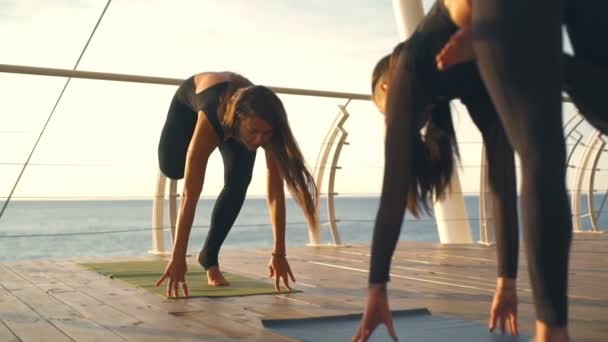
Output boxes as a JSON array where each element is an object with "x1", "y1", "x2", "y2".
[{"x1": 262, "y1": 308, "x2": 529, "y2": 341}]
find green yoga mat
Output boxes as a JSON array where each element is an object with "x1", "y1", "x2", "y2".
[{"x1": 80, "y1": 260, "x2": 298, "y2": 298}]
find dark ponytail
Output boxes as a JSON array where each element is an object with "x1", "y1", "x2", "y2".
[
  {"x1": 376, "y1": 40, "x2": 460, "y2": 217},
  {"x1": 408, "y1": 100, "x2": 460, "y2": 217}
]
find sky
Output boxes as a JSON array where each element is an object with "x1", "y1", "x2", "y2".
[{"x1": 0, "y1": 0, "x2": 601, "y2": 202}]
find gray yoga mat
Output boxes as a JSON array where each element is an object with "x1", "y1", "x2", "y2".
[{"x1": 262, "y1": 308, "x2": 529, "y2": 341}]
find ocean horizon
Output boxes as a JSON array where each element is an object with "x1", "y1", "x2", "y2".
[{"x1": 0, "y1": 195, "x2": 599, "y2": 262}]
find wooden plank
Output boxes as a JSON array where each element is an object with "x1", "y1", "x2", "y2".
[
  {"x1": 2, "y1": 233, "x2": 607, "y2": 341},
  {"x1": 218, "y1": 255, "x2": 370, "y2": 311},
  {"x1": 0, "y1": 320, "x2": 20, "y2": 342},
  {"x1": 7, "y1": 261, "x2": 151, "y2": 342},
  {"x1": 0, "y1": 265, "x2": 72, "y2": 342},
  {"x1": 3, "y1": 262, "x2": 127, "y2": 342},
  {"x1": 220, "y1": 252, "x2": 530, "y2": 338},
  {"x1": 61, "y1": 256, "x2": 357, "y2": 337},
  {"x1": 220, "y1": 249, "x2": 501, "y2": 324},
  {"x1": 221, "y1": 248, "x2": 503, "y2": 323},
  {"x1": 219, "y1": 239, "x2": 608, "y2": 341},
  {"x1": 299, "y1": 240, "x2": 603, "y2": 298},
  {"x1": 302, "y1": 255, "x2": 493, "y2": 296},
  {"x1": 222, "y1": 248, "x2": 492, "y2": 297},
  {"x1": 40, "y1": 260, "x2": 235, "y2": 342},
  {"x1": 171, "y1": 310, "x2": 294, "y2": 342}
]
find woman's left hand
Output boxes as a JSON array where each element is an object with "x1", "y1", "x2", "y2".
[{"x1": 268, "y1": 255, "x2": 295, "y2": 292}]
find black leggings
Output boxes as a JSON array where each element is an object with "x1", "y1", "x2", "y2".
[
  {"x1": 198, "y1": 140, "x2": 256, "y2": 269},
  {"x1": 158, "y1": 96, "x2": 256, "y2": 271},
  {"x1": 472, "y1": 0, "x2": 608, "y2": 327},
  {"x1": 462, "y1": 97, "x2": 519, "y2": 279}
]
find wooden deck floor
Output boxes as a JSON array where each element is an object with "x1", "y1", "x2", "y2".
[{"x1": 1, "y1": 233, "x2": 607, "y2": 341}]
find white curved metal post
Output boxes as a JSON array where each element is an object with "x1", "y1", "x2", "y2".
[
  {"x1": 151, "y1": 170, "x2": 167, "y2": 255},
  {"x1": 314, "y1": 104, "x2": 351, "y2": 196},
  {"x1": 392, "y1": 0, "x2": 473, "y2": 244},
  {"x1": 434, "y1": 170, "x2": 473, "y2": 243},
  {"x1": 564, "y1": 113, "x2": 605, "y2": 234},
  {"x1": 391, "y1": 0, "x2": 425, "y2": 38},
  {"x1": 572, "y1": 130, "x2": 602, "y2": 232},
  {"x1": 586, "y1": 136, "x2": 605, "y2": 233},
  {"x1": 313, "y1": 104, "x2": 351, "y2": 246},
  {"x1": 478, "y1": 146, "x2": 495, "y2": 245},
  {"x1": 564, "y1": 114, "x2": 586, "y2": 170},
  {"x1": 326, "y1": 127, "x2": 349, "y2": 246},
  {"x1": 169, "y1": 179, "x2": 178, "y2": 243}
]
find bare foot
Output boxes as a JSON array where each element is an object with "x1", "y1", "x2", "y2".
[
  {"x1": 206, "y1": 265, "x2": 230, "y2": 286},
  {"x1": 436, "y1": 26, "x2": 475, "y2": 71}
]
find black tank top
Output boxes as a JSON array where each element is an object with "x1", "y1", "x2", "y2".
[{"x1": 176, "y1": 76, "x2": 230, "y2": 141}]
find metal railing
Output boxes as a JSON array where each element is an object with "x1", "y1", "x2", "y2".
[
  {"x1": 565, "y1": 113, "x2": 607, "y2": 234},
  {"x1": 0, "y1": 63, "x2": 368, "y2": 253},
  {"x1": 0, "y1": 64, "x2": 371, "y2": 100},
  {"x1": 2, "y1": 63, "x2": 602, "y2": 254}
]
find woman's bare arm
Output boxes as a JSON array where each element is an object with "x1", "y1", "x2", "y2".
[
  {"x1": 265, "y1": 149, "x2": 286, "y2": 256},
  {"x1": 437, "y1": 0, "x2": 474, "y2": 71},
  {"x1": 172, "y1": 112, "x2": 219, "y2": 257}
]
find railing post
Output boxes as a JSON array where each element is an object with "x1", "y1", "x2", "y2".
[
  {"x1": 572, "y1": 130, "x2": 602, "y2": 232},
  {"x1": 169, "y1": 179, "x2": 178, "y2": 243},
  {"x1": 392, "y1": 0, "x2": 473, "y2": 244},
  {"x1": 478, "y1": 146, "x2": 495, "y2": 246},
  {"x1": 151, "y1": 170, "x2": 167, "y2": 255},
  {"x1": 313, "y1": 104, "x2": 351, "y2": 246},
  {"x1": 587, "y1": 136, "x2": 605, "y2": 233},
  {"x1": 326, "y1": 110, "x2": 350, "y2": 246}
]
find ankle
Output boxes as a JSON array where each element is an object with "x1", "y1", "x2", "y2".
[
  {"x1": 535, "y1": 321, "x2": 570, "y2": 342},
  {"x1": 206, "y1": 265, "x2": 220, "y2": 273}
]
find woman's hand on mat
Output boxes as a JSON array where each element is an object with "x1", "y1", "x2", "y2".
[
  {"x1": 268, "y1": 255, "x2": 295, "y2": 292},
  {"x1": 156, "y1": 257, "x2": 189, "y2": 298},
  {"x1": 353, "y1": 284, "x2": 398, "y2": 342},
  {"x1": 489, "y1": 277, "x2": 518, "y2": 336}
]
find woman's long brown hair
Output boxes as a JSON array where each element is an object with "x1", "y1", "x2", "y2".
[{"x1": 222, "y1": 84, "x2": 320, "y2": 235}]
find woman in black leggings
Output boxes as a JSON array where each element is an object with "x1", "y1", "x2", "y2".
[
  {"x1": 355, "y1": 0, "x2": 606, "y2": 341},
  {"x1": 353, "y1": 2, "x2": 519, "y2": 340},
  {"x1": 469, "y1": 1, "x2": 607, "y2": 341},
  {"x1": 439, "y1": 1, "x2": 607, "y2": 340},
  {"x1": 155, "y1": 72, "x2": 318, "y2": 297}
]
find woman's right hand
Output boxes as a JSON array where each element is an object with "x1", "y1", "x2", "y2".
[
  {"x1": 436, "y1": 26, "x2": 474, "y2": 71},
  {"x1": 156, "y1": 257, "x2": 189, "y2": 298},
  {"x1": 436, "y1": 0, "x2": 474, "y2": 70},
  {"x1": 352, "y1": 284, "x2": 398, "y2": 342},
  {"x1": 489, "y1": 277, "x2": 518, "y2": 336}
]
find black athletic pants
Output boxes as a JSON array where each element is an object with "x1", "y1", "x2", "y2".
[
  {"x1": 158, "y1": 95, "x2": 256, "y2": 270},
  {"x1": 472, "y1": 0, "x2": 608, "y2": 326}
]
